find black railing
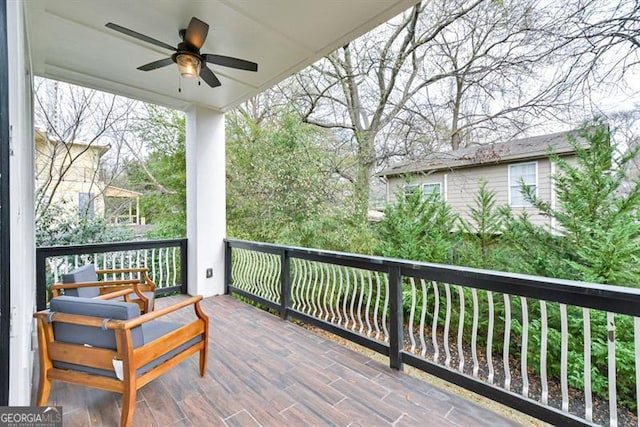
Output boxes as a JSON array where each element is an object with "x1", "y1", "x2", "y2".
[
  {"x1": 36, "y1": 238, "x2": 188, "y2": 310},
  {"x1": 225, "y1": 238, "x2": 640, "y2": 427}
]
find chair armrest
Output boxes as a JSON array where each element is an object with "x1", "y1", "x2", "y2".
[
  {"x1": 121, "y1": 296, "x2": 204, "y2": 329},
  {"x1": 96, "y1": 268, "x2": 156, "y2": 292},
  {"x1": 51, "y1": 281, "x2": 107, "y2": 298},
  {"x1": 33, "y1": 296, "x2": 205, "y2": 330},
  {"x1": 53, "y1": 279, "x2": 142, "y2": 290},
  {"x1": 96, "y1": 267, "x2": 148, "y2": 275},
  {"x1": 52, "y1": 279, "x2": 152, "y2": 312},
  {"x1": 33, "y1": 310, "x2": 126, "y2": 329},
  {"x1": 96, "y1": 288, "x2": 135, "y2": 300}
]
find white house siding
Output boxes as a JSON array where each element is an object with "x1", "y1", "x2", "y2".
[
  {"x1": 386, "y1": 156, "x2": 577, "y2": 230},
  {"x1": 34, "y1": 136, "x2": 108, "y2": 217}
]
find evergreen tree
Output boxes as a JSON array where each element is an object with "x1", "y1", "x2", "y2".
[
  {"x1": 503, "y1": 120, "x2": 640, "y2": 286},
  {"x1": 376, "y1": 188, "x2": 459, "y2": 263},
  {"x1": 458, "y1": 180, "x2": 504, "y2": 268}
]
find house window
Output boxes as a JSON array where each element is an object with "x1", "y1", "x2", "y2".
[
  {"x1": 403, "y1": 183, "x2": 442, "y2": 200},
  {"x1": 403, "y1": 184, "x2": 421, "y2": 199},
  {"x1": 79, "y1": 192, "x2": 95, "y2": 217},
  {"x1": 422, "y1": 183, "x2": 442, "y2": 199},
  {"x1": 509, "y1": 162, "x2": 537, "y2": 207}
]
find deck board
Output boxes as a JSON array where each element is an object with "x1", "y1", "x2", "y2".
[{"x1": 40, "y1": 294, "x2": 521, "y2": 426}]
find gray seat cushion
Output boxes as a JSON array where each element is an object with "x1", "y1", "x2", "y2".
[
  {"x1": 49, "y1": 296, "x2": 201, "y2": 379},
  {"x1": 62, "y1": 264, "x2": 100, "y2": 298}
]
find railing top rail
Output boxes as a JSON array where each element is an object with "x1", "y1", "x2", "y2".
[
  {"x1": 225, "y1": 238, "x2": 640, "y2": 316},
  {"x1": 37, "y1": 238, "x2": 187, "y2": 257}
]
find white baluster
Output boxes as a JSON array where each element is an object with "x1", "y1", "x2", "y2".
[
  {"x1": 457, "y1": 286, "x2": 465, "y2": 373},
  {"x1": 503, "y1": 294, "x2": 511, "y2": 391},
  {"x1": 382, "y1": 274, "x2": 390, "y2": 343},
  {"x1": 373, "y1": 273, "x2": 382, "y2": 340},
  {"x1": 408, "y1": 277, "x2": 417, "y2": 353},
  {"x1": 471, "y1": 288, "x2": 479, "y2": 377},
  {"x1": 356, "y1": 270, "x2": 366, "y2": 334},
  {"x1": 583, "y1": 307, "x2": 592, "y2": 422},
  {"x1": 607, "y1": 312, "x2": 617, "y2": 427},
  {"x1": 364, "y1": 271, "x2": 374, "y2": 337},
  {"x1": 560, "y1": 303, "x2": 569, "y2": 412},
  {"x1": 349, "y1": 268, "x2": 358, "y2": 331},
  {"x1": 540, "y1": 300, "x2": 548, "y2": 404},
  {"x1": 487, "y1": 291, "x2": 494, "y2": 384},
  {"x1": 444, "y1": 283, "x2": 452, "y2": 368},
  {"x1": 419, "y1": 279, "x2": 428, "y2": 358},
  {"x1": 432, "y1": 282, "x2": 440, "y2": 363},
  {"x1": 520, "y1": 297, "x2": 529, "y2": 398}
]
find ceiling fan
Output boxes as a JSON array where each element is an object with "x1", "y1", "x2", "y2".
[{"x1": 105, "y1": 17, "x2": 258, "y2": 88}]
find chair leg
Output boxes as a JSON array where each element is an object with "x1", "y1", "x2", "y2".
[
  {"x1": 120, "y1": 385, "x2": 137, "y2": 427},
  {"x1": 36, "y1": 371, "x2": 51, "y2": 406},
  {"x1": 199, "y1": 346, "x2": 207, "y2": 377},
  {"x1": 35, "y1": 318, "x2": 53, "y2": 406}
]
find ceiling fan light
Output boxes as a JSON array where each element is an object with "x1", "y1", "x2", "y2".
[{"x1": 176, "y1": 53, "x2": 201, "y2": 79}]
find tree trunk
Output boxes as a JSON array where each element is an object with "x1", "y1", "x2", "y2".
[{"x1": 353, "y1": 130, "x2": 376, "y2": 220}]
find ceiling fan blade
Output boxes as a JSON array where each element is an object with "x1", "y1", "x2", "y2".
[
  {"x1": 200, "y1": 66, "x2": 221, "y2": 88},
  {"x1": 203, "y1": 54, "x2": 258, "y2": 72},
  {"x1": 137, "y1": 58, "x2": 174, "y2": 71},
  {"x1": 184, "y1": 17, "x2": 209, "y2": 50},
  {"x1": 106, "y1": 22, "x2": 176, "y2": 51}
]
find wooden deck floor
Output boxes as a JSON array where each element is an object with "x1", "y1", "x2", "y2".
[{"x1": 41, "y1": 294, "x2": 520, "y2": 426}]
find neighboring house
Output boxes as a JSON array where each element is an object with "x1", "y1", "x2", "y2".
[
  {"x1": 377, "y1": 130, "x2": 584, "y2": 229},
  {"x1": 35, "y1": 129, "x2": 141, "y2": 223}
]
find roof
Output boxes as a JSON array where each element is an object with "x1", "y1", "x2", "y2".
[
  {"x1": 378, "y1": 130, "x2": 583, "y2": 177},
  {"x1": 35, "y1": 129, "x2": 111, "y2": 156},
  {"x1": 105, "y1": 186, "x2": 142, "y2": 198}
]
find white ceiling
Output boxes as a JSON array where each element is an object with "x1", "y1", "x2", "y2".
[{"x1": 25, "y1": 0, "x2": 418, "y2": 112}]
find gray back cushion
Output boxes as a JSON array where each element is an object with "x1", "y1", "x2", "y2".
[
  {"x1": 50, "y1": 296, "x2": 143, "y2": 348},
  {"x1": 62, "y1": 264, "x2": 99, "y2": 298}
]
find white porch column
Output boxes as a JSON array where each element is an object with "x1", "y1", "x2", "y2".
[
  {"x1": 7, "y1": 0, "x2": 36, "y2": 405},
  {"x1": 186, "y1": 106, "x2": 226, "y2": 297}
]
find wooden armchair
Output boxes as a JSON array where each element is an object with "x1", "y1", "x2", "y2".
[
  {"x1": 51, "y1": 264, "x2": 157, "y2": 313},
  {"x1": 34, "y1": 293, "x2": 209, "y2": 427}
]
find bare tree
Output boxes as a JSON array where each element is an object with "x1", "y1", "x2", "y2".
[
  {"x1": 416, "y1": 0, "x2": 579, "y2": 150},
  {"x1": 286, "y1": 0, "x2": 487, "y2": 217},
  {"x1": 555, "y1": 0, "x2": 639, "y2": 83},
  {"x1": 282, "y1": 0, "x2": 606, "y2": 216},
  {"x1": 34, "y1": 78, "x2": 140, "y2": 219}
]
